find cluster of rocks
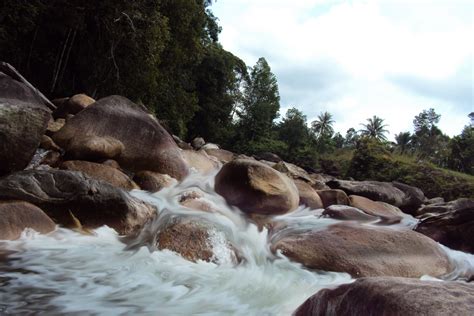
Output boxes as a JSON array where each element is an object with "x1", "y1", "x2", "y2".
[{"x1": 1, "y1": 63, "x2": 473, "y2": 314}]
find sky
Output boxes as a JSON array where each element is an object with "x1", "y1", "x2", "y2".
[{"x1": 212, "y1": 0, "x2": 474, "y2": 139}]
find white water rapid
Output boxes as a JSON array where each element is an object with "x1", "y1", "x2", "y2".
[{"x1": 1, "y1": 169, "x2": 473, "y2": 315}]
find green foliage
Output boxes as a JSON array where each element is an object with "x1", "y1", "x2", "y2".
[
  {"x1": 238, "y1": 57, "x2": 280, "y2": 142},
  {"x1": 394, "y1": 131, "x2": 412, "y2": 154},
  {"x1": 448, "y1": 125, "x2": 474, "y2": 175},
  {"x1": 359, "y1": 115, "x2": 389, "y2": 141},
  {"x1": 345, "y1": 137, "x2": 474, "y2": 200},
  {"x1": 278, "y1": 108, "x2": 310, "y2": 153}
]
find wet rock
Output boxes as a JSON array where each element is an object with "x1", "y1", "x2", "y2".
[
  {"x1": 272, "y1": 223, "x2": 452, "y2": 278},
  {"x1": 133, "y1": 171, "x2": 176, "y2": 193},
  {"x1": 0, "y1": 72, "x2": 51, "y2": 176},
  {"x1": 172, "y1": 135, "x2": 193, "y2": 150},
  {"x1": 191, "y1": 137, "x2": 205, "y2": 150},
  {"x1": 322, "y1": 205, "x2": 378, "y2": 221},
  {"x1": 294, "y1": 179, "x2": 323, "y2": 209},
  {"x1": 64, "y1": 135, "x2": 124, "y2": 161},
  {"x1": 349, "y1": 195, "x2": 404, "y2": 221},
  {"x1": 215, "y1": 159, "x2": 299, "y2": 215},
  {"x1": 201, "y1": 143, "x2": 219, "y2": 150},
  {"x1": 182, "y1": 150, "x2": 219, "y2": 174},
  {"x1": 53, "y1": 95, "x2": 188, "y2": 180},
  {"x1": 156, "y1": 216, "x2": 238, "y2": 264},
  {"x1": 0, "y1": 169, "x2": 156, "y2": 235},
  {"x1": 101, "y1": 159, "x2": 121, "y2": 169},
  {"x1": 60, "y1": 160, "x2": 138, "y2": 191},
  {"x1": 327, "y1": 179, "x2": 424, "y2": 210},
  {"x1": 316, "y1": 189, "x2": 349, "y2": 208},
  {"x1": 204, "y1": 148, "x2": 234, "y2": 163},
  {"x1": 0, "y1": 201, "x2": 56, "y2": 240},
  {"x1": 294, "y1": 277, "x2": 474, "y2": 316},
  {"x1": 53, "y1": 93, "x2": 95, "y2": 118},
  {"x1": 415, "y1": 201, "x2": 474, "y2": 253}
]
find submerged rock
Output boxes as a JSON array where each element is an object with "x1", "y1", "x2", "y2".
[
  {"x1": 0, "y1": 169, "x2": 156, "y2": 235},
  {"x1": 0, "y1": 71, "x2": 51, "y2": 176},
  {"x1": 0, "y1": 201, "x2": 56, "y2": 240},
  {"x1": 53, "y1": 95, "x2": 188, "y2": 180},
  {"x1": 215, "y1": 159, "x2": 299, "y2": 215},
  {"x1": 272, "y1": 223, "x2": 452, "y2": 278},
  {"x1": 156, "y1": 216, "x2": 238, "y2": 264},
  {"x1": 294, "y1": 277, "x2": 474, "y2": 316}
]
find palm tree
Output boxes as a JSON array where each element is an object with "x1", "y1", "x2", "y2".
[
  {"x1": 395, "y1": 131, "x2": 412, "y2": 154},
  {"x1": 311, "y1": 111, "x2": 334, "y2": 140},
  {"x1": 360, "y1": 115, "x2": 389, "y2": 141}
]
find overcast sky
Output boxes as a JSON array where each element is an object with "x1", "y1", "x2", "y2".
[{"x1": 212, "y1": 0, "x2": 473, "y2": 139}]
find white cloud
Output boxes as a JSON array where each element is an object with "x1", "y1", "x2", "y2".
[{"x1": 212, "y1": 0, "x2": 473, "y2": 138}]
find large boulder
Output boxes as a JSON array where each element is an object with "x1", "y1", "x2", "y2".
[
  {"x1": 294, "y1": 277, "x2": 474, "y2": 316},
  {"x1": 0, "y1": 201, "x2": 56, "y2": 240},
  {"x1": 52, "y1": 95, "x2": 188, "y2": 180},
  {"x1": 415, "y1": 201, "x2": 474, "y2": 254},
  {"x1": 0, "y1": 72, "x2": 51, "y2": 176},
  {"x1": 215, "y1": 159, "x2": 299, "y2": 215},
  {"x1": 0, "y1": 169, "x2": 156, "y2": 235},
  {"x1": 327, "y1": 179, "x2": 425, "y2": 210},
  {"x1": 60, "y1": 160, "x2": 138, "y2": 191},
  {"x1": 156, "y1": 216, "x2": 238, "y2": 264},
  {"x1": 273, "y1": 161, "x2": 313, "y2": 183},
  {"x1": 272, "y1": 223, "x2": 452, "y2": 278}
]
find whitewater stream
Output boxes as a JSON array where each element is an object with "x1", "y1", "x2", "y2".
[{"x1": 1, "y1": 169, "x2": 473, "y2": 315}]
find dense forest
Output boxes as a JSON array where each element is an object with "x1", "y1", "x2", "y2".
[{"x1": 1, "y1": 0, "x2": 473, "y2": 198}]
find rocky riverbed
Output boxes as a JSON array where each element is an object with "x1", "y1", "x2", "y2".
[{"x1": 1, "y1": 63, "x2": 474, "y2": 315}]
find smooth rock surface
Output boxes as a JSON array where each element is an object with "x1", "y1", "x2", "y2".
[
  {"x1": 0, "y1": 201, "x2": 56, "y2": 240},
  {"x1": 215, "y1": 159, "x2": 299, "y2": 215},
  {"x1": 0, "y1": 72, "x2": 51, "y2": 176},
  {"x1": 272, "y1": 223, "x2": 453, "y2": 278},
  {"x1": 0, "y1": 170, "x2": 156, "y2": 235},
  {"x1": 53, "y1": 95, "x2": 188, "y2": 180},
  {"x1": 60, "y1": 160, "x2": 138, "y2": 190},
  {"x1": 294, "y1": 277, "x2": 474, "y2": 316}
]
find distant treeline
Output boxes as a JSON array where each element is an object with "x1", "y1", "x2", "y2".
[{"x1": 1, "y1": 0, "x2": 472, "y2": 175}]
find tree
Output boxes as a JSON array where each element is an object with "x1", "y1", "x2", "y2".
[
  {"x1": 344, "y1": 127, "x2": 359, "y2": 148},
  {"x1": 238, "y1": 57, "x2": 280, "y2": 143},
  {"x1": 278, "y1": 108, "x2": 310, "y2": 154},
  {"x1": 413, "y1": 108, "x2": 440, "y2": 133},
  {"x1": 188, "y1": 43, "x2": 247, "y2": 144},
  {"x1": 394, "y1": 132, "x2": 412, "y2": 154},
  {"x1": 360, "y1": 115, "x2": 389, "y2": 141},
  {"x1": 311, "y1": 111, "x2": 334, "y2": 140},
  {"x1": 333, "y1": 132, "x2": 345, "y2": 149},
  {"x1": 448, "y1": 116, "x2": 474, "y2": 175}
]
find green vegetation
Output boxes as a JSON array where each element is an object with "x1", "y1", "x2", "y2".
[{"x1": 1, "y1": 0, "x2": 472, "y2": 199}]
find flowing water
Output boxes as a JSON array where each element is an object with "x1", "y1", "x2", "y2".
[{"x1": 0, "y1": 169, "x2": 473, "y2": 315}]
